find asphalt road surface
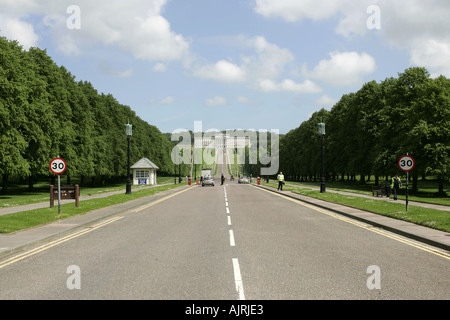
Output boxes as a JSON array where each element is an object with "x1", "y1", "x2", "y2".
[{"x1": 0, "y1": 153, "x2": 449, "y2": 300}]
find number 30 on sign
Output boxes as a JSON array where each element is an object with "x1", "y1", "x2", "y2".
[
  {"x1": 49, "y1": 157, "x2": 67, "y2": 175},
  {"x1": 398, "y1": 155, "x2": 415, "y2": 172}
]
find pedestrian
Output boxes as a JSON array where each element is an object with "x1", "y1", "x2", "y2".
[
  {"x1": 390, "y1": 174, "x2": 402, "y2": 200},
  {"x1": 221, "y1": 173, "x2": 224, "y2": 185},
  {"x1": 277, "y1": 171, "x2": 284, "y2": 191}
]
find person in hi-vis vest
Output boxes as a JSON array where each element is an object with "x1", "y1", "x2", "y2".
[
  {"x1": 390, "y1": 174, "x2": 402, "y2": 200},
  {"x1": 277, "y1": 172, "x2": 285, "y2": 191}
]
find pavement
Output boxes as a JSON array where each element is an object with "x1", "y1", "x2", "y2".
[{"x1": 0, "y1": 181, "x2": 449, "y2": 263}]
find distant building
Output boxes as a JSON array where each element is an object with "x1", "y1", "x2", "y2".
[
  {"x1": 130, "y1": 157, "x2": 159, "y2": 185},
  {"x1": 194, "y1": 133, "x2": 252, "y2": 149}
]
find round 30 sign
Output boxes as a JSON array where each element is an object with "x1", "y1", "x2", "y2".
[
  {"x1": 49, "y1": 157, "x2": 67, "y2": 175},
  {"x1": 398, "y1": 155, "x2": 415, "y2": 172}
]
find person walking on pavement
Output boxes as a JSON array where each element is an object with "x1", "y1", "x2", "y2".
[
  {"x1": 277, "y1": 172, "x2": 285, "y2": 191},
  {"x1": 221, "y1": 173, "x2": 225, "y2": 185},
  {"x1": 390, "y1": 173, "x2": 402, "y2": 200}
]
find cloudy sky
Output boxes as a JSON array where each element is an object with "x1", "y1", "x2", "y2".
[{"x1": 1, "y1": 0, "x2": 449, "y2": 134}]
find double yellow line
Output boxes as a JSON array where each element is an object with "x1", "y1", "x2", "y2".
[
  {"x1": 256, "y1": 186, "x2": 450, "y2": 261},
  {"x1": 0, "y1": 216, "x2": 124, "y2": 270}
]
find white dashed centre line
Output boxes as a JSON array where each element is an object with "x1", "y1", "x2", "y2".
[
  {"x1": 232, "y1": 258, "x2": 245, "y2": 300},
  {"x1": 229, "y1": 230, "x2": 235, "y2": 246},
  {"x1": 224, "y1": 185, "x2": 246, "y2": 300}
]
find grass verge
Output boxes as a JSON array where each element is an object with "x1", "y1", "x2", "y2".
[
  {"x1": 0, "y1": 183, "x2": 187, "y2": 234},
  {"x1": 0, "y1": 177, "x2": 178, "y2": 208},
  {"x1": 263, "y1": 182, "x2": 450, "y2": 233}
]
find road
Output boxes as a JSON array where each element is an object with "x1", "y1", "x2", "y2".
[{"x1": 0, "y1": 149, "x2": 449, "y2": 300}]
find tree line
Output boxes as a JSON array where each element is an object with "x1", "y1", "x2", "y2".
[
  {"x1": 278, "y1": 67, "x2": 449, "y2": 194},
  {"x1": 0, "y1": 37, "x2": 175, "y2": 192}
]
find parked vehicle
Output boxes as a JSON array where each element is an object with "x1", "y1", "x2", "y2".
[{"x1": 202, "y1": 176, "x2": 215, "y2": 187}]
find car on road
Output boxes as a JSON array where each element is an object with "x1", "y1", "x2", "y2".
[
  {"x1": 202, "y1": 176, "x2": 214, "y2": 187},
  {"x1": 238, "y1": 176, "x2": 249, "y2": 184}
]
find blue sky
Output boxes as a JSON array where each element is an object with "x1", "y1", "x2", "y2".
[{"x1": 1, "y1": 0, "x2": 449, "y2": 134}]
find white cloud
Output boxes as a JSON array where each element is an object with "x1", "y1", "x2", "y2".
[
  {"x1": 254, "y1": 0, "x2": 450, "y2": 77},
  {"x1": 0, "y1": 13, "x2": 39, "y2": 49},
  {"x1": 410, "y1": 39, "x2": 450, "y2": 78},
  {"x1": 244, "y1": 36, "x2": 295, "y2": 80},
  {"x1": 153, "y1": 62, "x2": 167, "y2": 72},
  {"x1": 206, "y1": 96, "x2": 227, "y2": 106},
  {"x1": 257, "y1": 78, "x2": 322, "y2": 93},
  {"x1": 98, "y1": 61, "x2": 133, "y2": 78},
  {"x1": 194, "y1": 60, "x2": 246, "y2": 83},
  {"x1": 254, "y1": 0, "x2": 345, "y2": 22},
  {"x1": 192, "y1": 35, "x2": 316, "y2": 94},
  {"x1": 160, "y1": 96, "x2": 175, "y2": 104},
  {"x1": 379, "y1": 1, "x2": 450, "y2": 77},
  {"x1": 237, "y1": 96, "x2": 250, "y2": 104},
  {"x1": 316, "y1": 95, "x2": 337, "y2": 109},
  {"x1": 305, "y1": 51, "x2": 376, "y2": 86},
  {"x1": 125, "y1": 15, "x2": 190, "y2": 61},
  {"x1": 0, "y1": 0, "x2": 190, "y2": 61}
]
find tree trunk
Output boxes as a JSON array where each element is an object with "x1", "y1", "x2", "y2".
[
  {"x1": 360, "y1": 173, "x2": 366, "y2": 184},
  {"x1": 1, "y1": 174, "x2": 8, "y2": 194},
  {"x1": 438, "y1": 176, "x2": 445, "y2": 196},
  {"x1": 28, "y1": 175, "x2": 34, "y2": 192}
]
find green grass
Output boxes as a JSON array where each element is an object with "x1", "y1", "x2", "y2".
[
  {"x1": 0, "y1": 182, "x2": 187, "y2": 234},
  {"x1": 278, "y1": 179, "x2": 449, "y2": 206},
  {"x1": 262, "y1": 182, "x2": 450, "y2": 232},
  {"x1": 0, "y1": 176, "x2": 178, "y2": 208}
]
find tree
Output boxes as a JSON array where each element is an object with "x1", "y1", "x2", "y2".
[{"x1": 0, "y1": 38, "x2": 30, "y2": 192}]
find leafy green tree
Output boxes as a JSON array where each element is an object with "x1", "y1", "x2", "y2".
[{"x1": 0, "y1": 38, "x2": 30, "y2": 192}]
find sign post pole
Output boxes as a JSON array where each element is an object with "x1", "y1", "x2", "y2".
[
  {"x1": 398, "y1": 154, "x2": 415, "y2": 212},
  {"x1": 49, "y1": 156, "x2": 67, "y2": 216},
  {"x1": 57, "y1": 174, "x2": 61, "y2": 215}
]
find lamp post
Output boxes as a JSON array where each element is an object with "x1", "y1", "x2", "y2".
[
  {"x1": 178, "y1": 151, "x2": 182, "y2": 183},
  {"x1": 318, "y1": 122, "x2": 326, "y2": 193},
  {"x1": 125, "y1": 122, "x2": 132, "y2": 194}
]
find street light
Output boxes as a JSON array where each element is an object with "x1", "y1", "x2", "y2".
[
  {"x1": 318, "y1": 122, "x2": 326, "y2": 193},
  {"x1": 125, "y1": 122, "x2": 132, "y2": 194},
  {"x1": 178, "y1": 151, "x2": 182, "y2": 183}
]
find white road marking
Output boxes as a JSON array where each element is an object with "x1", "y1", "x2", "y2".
[
  {"x1": 232, "y1": 258, "x2": 245, "y2": 300},
  {"x1": 229, "y1": 230, "x2": 235, "y2": 246},
  {"x1": 225, "y1": 185, "x2": 246, "y2": 300},
  {"x1": 0, "y1": 216, "x2": 124, "y2": 269}
]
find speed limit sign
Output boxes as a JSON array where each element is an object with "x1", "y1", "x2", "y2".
[
  {"x1": 398, "y1": 155, "x2": 415, "y2": 172},
  {"x1": 49, "y1": 157, "x2": 67, "y2": 175}
]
